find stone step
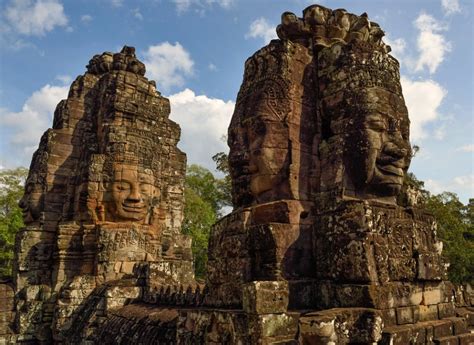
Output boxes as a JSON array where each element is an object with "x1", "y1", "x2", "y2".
[
  {"x1": 458, "y1": 332, "x2": 474, "y2": 345},
  {"x1": 381, "y1": 318, "x2": 472, "y2": 345},
  {"x1": 445, "y1": 317, "x2": 469, "y2": 335},
  {"x1": 434, "y1": 335, "x2": 461, "y2": 345},
  {"x1": 456, "y1": 307, "x2": 474, "y2": 327}
]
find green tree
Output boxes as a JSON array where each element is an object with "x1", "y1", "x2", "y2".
[
  {"x1": 0, "y1": 167, "x2": 28, "y2": 278},
  {"x1": 424, "y1": 192, "x2": 474, "y2": 284},
  {"x1": 212, "y1": 152, "x2": 232, "y2": 208},
  {"x1": 182, "y1": 164, "x2": 230, "y2": 278}
]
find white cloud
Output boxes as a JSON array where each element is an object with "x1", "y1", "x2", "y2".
[
  {"x1": 7, "y1": 39, "x2": 35, "y2": 51},
  {"x1": 456, "y1": 144, "x2": 474, "y2": 153},
  {"x1": 169, "y1": 89, "x2": 234, "y2": 170},
  {"x1": 81, "y1": 14, "x2": 93, "y2": 23},
  {"x1": 425, "y1": 175, "x2": 474, "y2": 199},
  {"x1": 433, "y1": 125, "x2": 446, "y2": 140},
  {"x1": 143, "y1": 42, "x2": 194, "y2": 93},
  {"x1": 245, "y1": 17, "x2": 277, "y2": 44},
  {"x1": 384, "y1": 36, "x2": 406, "y2": 61},
  {"x1": 424, "y1": 179, "x2": 445, "y2": 195},
  {"x1": 172, "y1": 0, "x2": 234, "y2": 14},
  {"x1": 0, "y1": 84, "x2": 69, "y2": 167},
  {"x1": 4, "y1": 0, "x2": 68, "y2": 36},
  {"x1": 55, "y1": 74, "x2": 71, "y2": 84},
  {"x1": 401, "y1": 76, "x2": 446, "y2": 141},
  {"x1": 453, "y1": 175, "x2": 474, "y2": 188},
  {"x1": 413, "y1": 13, "x2": 451, "y2": 74},
  {"x1": 208, "y1": 63, "x2": 217, "y2": 71},
  {"x1": 109, "y1": 0, "x2": 123, "y2": 7},
  {"x1": 441, "y1": 0, "x2": 461, "y2": 15},
  {"x1": 205, "y1": 0, "x2": 234, "y2": 9},
  {"x1": 131, "y1": 8, "x2": 143, "y2": 21}
]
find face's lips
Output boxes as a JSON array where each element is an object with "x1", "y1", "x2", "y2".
[
  {"x1": 377, "y1": 164, "x2": 404, "y2": 177},
  {"x1": 122, "y1": 204, "x2": 145, "y2": 213}
]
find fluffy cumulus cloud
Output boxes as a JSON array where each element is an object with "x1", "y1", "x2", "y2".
[
  {"x1": 169, "y1": 89, "x2": 235, "y2": 170},
  {"x1": 4, "y1": 0, "x2": 68, "y2": 36},
  {"x1": 0, "y1": 84, "x2": 69, "y2": 167},
  {"x1": 246, "y1": 17, "x2": 277, "y2": 44},
  {"x1": 401, "y1": 76, "x2": 446, "y2": 142},
  {"x1": 413, "y1": 13, "x2": 451, "y2": 74},
  {"x1": 143, "y1": 42, "x2": 194, "y2": 93},
  {"x1": 441, "y1": 0, "x2": 461, "y2": 16}
]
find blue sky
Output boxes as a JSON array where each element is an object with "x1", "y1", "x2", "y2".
[{"x1": 0, "y1": 0, "x2": 472, "y2": 203}]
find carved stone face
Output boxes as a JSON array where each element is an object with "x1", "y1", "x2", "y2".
[
  {"x1": 107, "y1": 163, "x2": 155, "y2": 222},
  {"x1": 229, "y1": 117, "x2": 289, "y2": 206},
  {"x1": 229, "y1": 79, "x2": 290, "y2": 206},
  {"x1": 345, "y1": 91, "x2": 410, "y2": 198},
  {"x1": 19, "y1": 176, "x2": 44, "y2": 223},
  {"x1": 246, "y1": 117, "x2": 289, "y2": 197}
]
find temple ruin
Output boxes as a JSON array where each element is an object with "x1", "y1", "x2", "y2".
[{"x1": 1, "y1": 4, "x2": 473, "y2": 345}]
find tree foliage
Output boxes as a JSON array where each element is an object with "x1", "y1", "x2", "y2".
[
  {"x1": 424, "y1": 192, "x2": 473, "y2": 284},
  {"x1": 0, "y1": 167, "x2": 28, "y2": 278},
  {"x1": 404, "y1": 172, "x2": 473, "y2": 283},
  {"x1": 212, "y1": 152, "x2": 232, "y2": 209},
  {"x1": 182, "y1": 164, "x2": 230, "y2": 278}
]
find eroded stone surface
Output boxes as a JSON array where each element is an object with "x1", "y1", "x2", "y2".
[
  {"x1": 9, "y1": 46, "x2": 194, "y2": 343},
  {"x1": 203, "y1": 4, "x2": 472, "y2": 345}
]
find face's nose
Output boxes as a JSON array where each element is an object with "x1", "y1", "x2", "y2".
[
  {"x1": 383, "y1": 142, "x2": 408, "y2": 159},
  {"x1": 126, "y1": 184, "x2": 142, "y2": 202}
]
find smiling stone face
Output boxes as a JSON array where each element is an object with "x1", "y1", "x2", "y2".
[
  {"x1": 317, "y1": 37, "x2": 411, "y2": 203},
  {"x1": 346, "y1": 93, "x2": 411, "y2": 197},
  {"x1": 107, "y1": 162, "x2": 156, "y2": 222}
]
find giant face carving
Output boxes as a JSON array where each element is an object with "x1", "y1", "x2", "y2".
[
  {"x1": 106, "y1": 162, "x2": 156, "y2": 222},
  {"x1": 246, "y1": 117, "x2": 289, "y2": 197},
  {"x1": 19, "y1": 174, "x2": 44, "y2": 224},
  {"x1": 228, "y1": 78, "x2": 290, "y2": 207},
  {"x1": 345, "y1": 89, "x2": 411, "y2": 198}
]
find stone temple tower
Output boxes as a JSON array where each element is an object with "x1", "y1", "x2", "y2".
[{"x1": 11, "y1": 46, "x2": 195, "y2": 343}]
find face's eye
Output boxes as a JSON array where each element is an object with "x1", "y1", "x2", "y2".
[
  {"x1": 114, "y1": 181, "x2": 131, "y2": 191},
  {"x1": 388, "y1": 118, "x2": 400, "y2": 132},
  {"x1": 254, "y1": 121, "x2": 266, "y2": 136},
  {"x1": 140, "y1": 183, "x2": 153, "y2": 195},
  {"x1": 365, "y1": 115, "x2": 386, "y2": 131}
]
